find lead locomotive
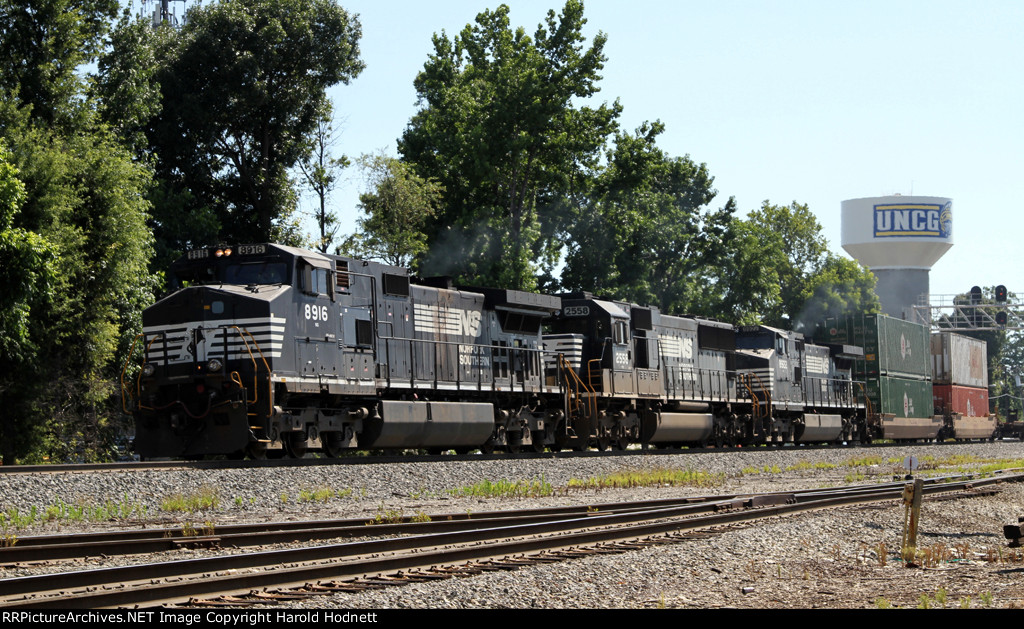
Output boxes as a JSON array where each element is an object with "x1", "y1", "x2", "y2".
[{"x1": 124, "y1": 243, "x2": 868, "y2": 459}]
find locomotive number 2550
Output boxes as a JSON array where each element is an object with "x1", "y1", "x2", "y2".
[{"x1": 304, "y1": 304, "x2": 329, "y2": 321}]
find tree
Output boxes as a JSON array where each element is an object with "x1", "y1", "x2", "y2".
[
  {"x1": 144, "y1": 0, "x2": 364, "y2": 246},
  {"x1": 0, "y1": 0, "x2": 118, "y2": 132},
  {"x1": 340, "y1": 154, "x2": 443, "y2": 272},
  {"x1": 0, "y1": 142, "x2": 57, "y2": 465},
  {"x1": 297, "y1": 104, "x2": 349, "y2": 253},
  {"x1": 561, "y1": 122, "x2": 735, "y2": 315},
  {"x1": 739, "y1": 201, "x2": 878, "y2": 331},
  {"x1": 399, "y1": 0, "x2": 620, "y2": 289}
]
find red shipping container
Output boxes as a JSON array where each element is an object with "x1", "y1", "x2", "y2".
[{"x1": 933, "y1": 384, "x2": 989, "y2": 417}]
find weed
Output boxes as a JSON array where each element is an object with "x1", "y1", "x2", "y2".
[
  {"x1": 567, "y1": 468, "x2": 725, "y2": 491},
  {"x1": 959, "y1": 597, "x2": 971, "y2": 609},
  {"x1": 875, "y1": 597, "x2": 892, "y2": 609},
  {"x1": 450, "y1": 477, "x2": 554, "y2": 499},
  {"x1": 917, "y1": 593, "x2": 931, "y2": 609},
  {"x1": 786, "y1": 461, "x2": 838, "y2": 472},
  {"x1": 160, "y1": 486, "x2": 219, "y2": 513},
  {"x1": 921, "y1": 543, "x2": 951, "y2": 568},
  {"x1": 410, "y1": 511, "x2": 431, "y2": 523},
  {"x1": 875, "y1": 541, "x2": 887, "y2": 567},
  {"x1": 934, "y1": 587, "x2": 947, "y2": 608},
  {"x1": 980, "y1": 591, "x2": 993, "y2": 607},
  {"x1": 366, "y1": 503, "x2": 404, "y2": 525},
  {"x1": 0, "y1": 533, "x2": 16, "y2": 548},
  {"x1": 831, "y1": 543, "x2": 842, "y2": 561},
  {"x1": 298, "y1": 487, "x2": 337, "y2": 503}
]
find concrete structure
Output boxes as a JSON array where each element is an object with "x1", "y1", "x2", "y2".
[{"x1": 841, "y1": 195, "x2": 953, "y2": 320}]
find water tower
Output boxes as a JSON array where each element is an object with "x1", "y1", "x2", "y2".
[{"x1": 841, "y1": 195, "x2": 953, "y2": 319}]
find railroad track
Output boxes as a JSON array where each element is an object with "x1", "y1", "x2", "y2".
[
  {"x1": 2, "y1": 472, "x2": 1018, "y2": 609},
  {"x1": 0, "y1": 438, "x2": 1012, "y2": 475}
]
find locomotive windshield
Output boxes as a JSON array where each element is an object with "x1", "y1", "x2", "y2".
[
  {"x1": 224, "y1": 261, "x2": 289, "y2": 285},
  {"x1": 170, "y1": 255, "x2": 291, "y2": 289}
]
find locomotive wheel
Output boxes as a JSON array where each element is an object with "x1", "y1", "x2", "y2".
[
  {"x1": 712, "y1": 422, "x2": 726, "y2": 448},
  {"x1": 283, "y1": 433, "x2": 307, "y2": 458},
  {"x1": 530, "y1": 430, "x2": 546, "y2": 453},
  {"x1": 596, "y1": 436, "x2": 611, "y2": 451},
  {"x1": 246, "y1": 442, "x2": 268, "y2": 460},
  {"x1": 506, "y1": 442, "x2": 521, "y2": 454},
  {"x1": 322, "y1": 433, "x2": 344, "y2": 458},
  {"x1": 612, "y1": 437, "x2": 630, "y2": 451}
]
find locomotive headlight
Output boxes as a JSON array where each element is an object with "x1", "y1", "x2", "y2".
[
  {"x1": 141, "y1": 363, "x2": 156, "y2": 377},
  {"x1": 207, "y1": 358, "x2": 223, "y2": 372}
]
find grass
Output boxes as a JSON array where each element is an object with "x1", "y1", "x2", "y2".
[
  {"x1": 449, "y1": 478, "x2": 556, "y2": 498},
  {"x1": 567, "y1": 468, "x2": 725, "y2": 490},
  {"x1": 0, "y1": 495, "x2": 150, "y2": 530},
  {"x1": 159, "y1": 486, "x2": 219, "y2": 513}
]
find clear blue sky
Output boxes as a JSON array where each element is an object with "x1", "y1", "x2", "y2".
[{"x1": 166, "y1": 0, "x2": 1024, "y2": 299}]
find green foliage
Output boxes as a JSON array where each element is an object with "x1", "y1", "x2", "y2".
[
  {"x1": 0, "y1": 105, "x2": 156, "y2": 463},
  {"x1": 736, "y1": 201, "x2": 878, "y2": 330},
  {"x1": 144, "y1": 0, "x2": 364, "y2": 247},
  {"x1": 0, "y1": 0, "x2": 118, "y2": 131},
  {"x1": 92, "y1": 7, "x2": 171, "y2": 155},
  {"x1": 400, "y1": 0, "x2": 620, "y2": 289},
  {"x1": 160, "y1": 487, "x2": 220, "y2": 513},
  {"x1": 339, "y1": 153, "x2": 443, "y2": 271},
  {"x1": 562, "y1": 121, "x2": 734, "y2": 314},
  {"x1": 566, "y1": 467, "x2": 725, "y2": 490},
  {"x1": 448, "y1": 478, "x2": 555, "y2": 499}
]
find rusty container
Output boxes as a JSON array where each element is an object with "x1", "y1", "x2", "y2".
[
  {"x1": 933, "y1": 384, "x2": 989, "y2": 417},
  {"x1": 930, "y1": 332, "x2": 988, "y2": 389}
]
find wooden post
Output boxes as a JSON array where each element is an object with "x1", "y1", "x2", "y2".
[{"x1": 901, "y1": 478, "x2": 925, "y2": 565}]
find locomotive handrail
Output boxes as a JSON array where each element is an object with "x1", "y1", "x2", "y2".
[
  {"x1": 739, "y1": 373, "x2": 761, "y2": 420},
  {"x1": 559, "y1": 354, "x2": 596, "y2": 420},
  {"x1": 380, "y1": 334, "x2": 550, "y2": 393},
  {"x1": 226, "y1": 325, "x2": 272, "y2": 416}
]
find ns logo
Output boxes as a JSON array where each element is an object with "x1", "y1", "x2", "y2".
[{"x1": 458, "y1": 309, "x2": 482, "y2": 338}]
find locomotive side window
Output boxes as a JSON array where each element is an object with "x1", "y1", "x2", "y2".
[
  {"x1": 301, "y1": 265, "x2": 334, "y2": 299},
  {"x1": 613, "y1": 320, "x2": 629, "y2": 345}
]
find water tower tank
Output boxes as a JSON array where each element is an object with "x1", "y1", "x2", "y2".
[{"x1": 841, "y1": 195, "x2": 953, "y2": 319}]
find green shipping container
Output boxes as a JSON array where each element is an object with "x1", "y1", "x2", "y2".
[
  {"x1": 819, "y1": 314, "x2": 931, "y2": 381},
  {"x1": 863, "y1": 376, "x2": 934, "y2": 419}
]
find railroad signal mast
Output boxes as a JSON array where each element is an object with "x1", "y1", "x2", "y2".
[
  {"x1": 911, "y1": 285, "x2": 1023, "y2": 331},
  {"x1": 142, "y1": 0, "x2": 198, "y2": 28}
]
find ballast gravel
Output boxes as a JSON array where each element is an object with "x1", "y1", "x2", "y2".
[{"x1": 3, "y1": 442, "x2": 1024, "y2": 609}]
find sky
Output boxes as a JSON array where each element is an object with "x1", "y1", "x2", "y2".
[{"x1": 154, "y1": 0, "x2": 1024, "y2": 300}]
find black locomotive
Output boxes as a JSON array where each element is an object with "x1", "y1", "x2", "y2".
[{"x1": 123, "y1": 243, "x2": 872, "y2": 459}]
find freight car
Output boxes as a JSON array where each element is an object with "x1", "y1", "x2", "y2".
[{"x1": 123, "y1": 243, "x2": 876, "y2": 459}]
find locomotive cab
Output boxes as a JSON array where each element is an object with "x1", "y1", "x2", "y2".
[{"x1": 129, "y1": 244, "x2": 352, "y2": 459}]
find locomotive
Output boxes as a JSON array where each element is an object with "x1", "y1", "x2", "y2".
[{"x1": 122, "y1": 243, "x2": 974, "y2": 460}]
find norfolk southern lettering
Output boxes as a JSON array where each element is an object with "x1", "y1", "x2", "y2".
[{"x1": 873, "y1": 202, "x2": 952, "y2": 238}]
